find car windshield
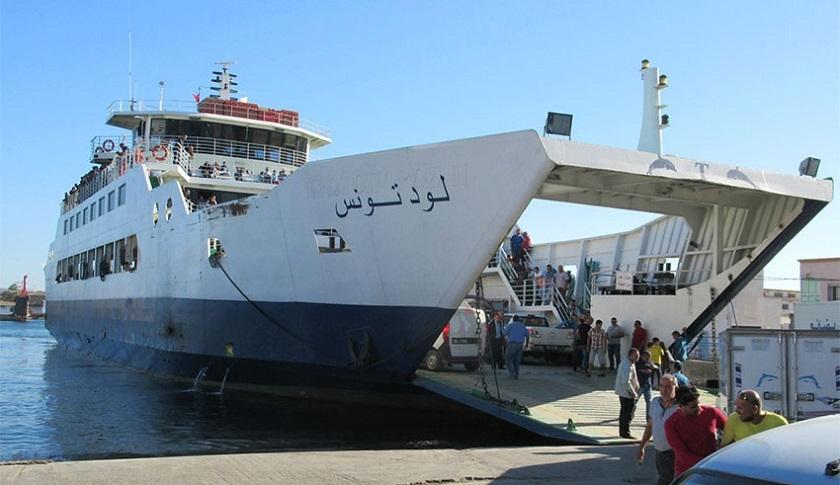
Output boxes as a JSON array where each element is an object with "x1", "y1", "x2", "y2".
[{"x1": 522, "y1": 316, "x2": 547, "y2": 327}]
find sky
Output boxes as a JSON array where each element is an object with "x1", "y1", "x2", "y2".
[{"x1": 1, "y1": 1, "x2": 838, "y2": 291}]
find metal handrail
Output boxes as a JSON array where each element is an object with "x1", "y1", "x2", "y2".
[
  {"x1": 587, "y1": 268, "x2": 716, "y2": 295},
  {"x1": 89, "y1": 135, "x2": 308, "y2": 167},
  {"x1": 106, "y1": 99, "x2": 331, "y2": 138},
  {"x1": 62, "y1": 153, "x2": 141, "y2": 214}
]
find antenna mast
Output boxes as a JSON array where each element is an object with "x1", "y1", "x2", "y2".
[
  {"x1": 637, "y1": 59, "x2": 670, "y2": 155},
  {"x1": 210, "y1": 61, "x2": 239, "y2": 101},
  {"x1": 128, "y1": 32, "x2": 135, "y2": 111}
]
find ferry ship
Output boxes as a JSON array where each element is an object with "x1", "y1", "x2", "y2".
[{"x1": 45, "y1": 62, "x2": 832, "y2": 400}]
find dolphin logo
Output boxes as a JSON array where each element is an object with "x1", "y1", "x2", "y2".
[
  {"x1": 646, "y1": 157, "x2": 677, "y2": 175},
  {"x1": 756, "y1": 373, "x2": 778, "y2": 387},
  {"x1": 799, "y1": 375, "x2": 822, "y2": 389},
  {"x1": 726, "y1": 168, "x2": 758, "y2": 188}
]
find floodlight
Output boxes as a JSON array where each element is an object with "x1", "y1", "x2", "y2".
[
  {"x1": 799, "y1": 157, "x2": 820, "y2": 177},
  {"x1": 544, "y1": 112, "x2": 573, "y2": 138}
]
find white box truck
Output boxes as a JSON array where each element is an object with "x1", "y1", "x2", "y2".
[{"x1": 720, "y1": 328, "x2": 840, "y2": 421}]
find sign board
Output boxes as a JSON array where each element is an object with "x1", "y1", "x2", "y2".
[{"x1": 615, "y1": 271, "x2": 633, "y2": 292}]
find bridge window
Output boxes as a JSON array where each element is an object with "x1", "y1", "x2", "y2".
[
  {"x1": 98, "y1": 196, "x2": 105, "y2": 216},
  {"x1": 118, "y1": 184, "x2": 126, "y2": 206},
  {"x1": 89, "y1": 202, "x2": 96, "y2": 221},
  {"x1": 108, "y1": 191, "x2": 115, "y2": 211},
  {"x1": 314, "y1": 229, "x2": 351, "y2": 253}
]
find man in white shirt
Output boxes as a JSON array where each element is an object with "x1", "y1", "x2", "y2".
[
  {"x1": 614, "y1": 347, "x2": 640, "y2": 439},
  {"x1": 637, "y1": 374, "x2": 679, "y2": 485}
]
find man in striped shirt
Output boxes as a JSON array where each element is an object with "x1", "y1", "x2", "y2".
[{"x1": 586, "y1": 319, "x2": 609, "y2": 377}]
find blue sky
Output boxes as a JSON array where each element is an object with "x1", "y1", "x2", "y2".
[{"x1": 1, "y1": 1, "x2": 837, "y2": 291}]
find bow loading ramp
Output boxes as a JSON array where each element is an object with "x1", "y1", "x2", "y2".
[
  {"x1": 413, "y1": 132, "x2": 832, "y2": 445},
  {"x1": 415, "y1": 366, "x2": 718, "y2": 444}
]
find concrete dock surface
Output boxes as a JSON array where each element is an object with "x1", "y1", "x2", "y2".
[
  {"x1": 2, "y1": 445, "x2": 657, "y2": 484},
  {"x1": 416, "y1": 364, "x2": 718, "y2": 444}
]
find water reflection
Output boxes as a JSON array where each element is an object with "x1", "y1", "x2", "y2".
[{"x1": 2, "y1": 321, "x2": 545, "y2": 461}]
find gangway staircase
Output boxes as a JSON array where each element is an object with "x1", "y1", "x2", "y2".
[{"x1": 484, "y1": 247, "x2": 574, "y2": 323}]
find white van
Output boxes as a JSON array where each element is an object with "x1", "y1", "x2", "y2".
[{"x1": 422, "y1": 304, "x2": 487, "y2": 372}]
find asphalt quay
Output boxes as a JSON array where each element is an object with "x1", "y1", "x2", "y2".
[
  {"x1": 0, "y1": 445, "x2": 658, "y2": 484},
  {"x1": 415, "y1": 364, "x2": 719, "y2": 444}
]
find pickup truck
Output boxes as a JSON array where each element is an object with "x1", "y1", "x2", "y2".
[{"x1": 506, "y1": 313, "x2": 576, "y2": 362}]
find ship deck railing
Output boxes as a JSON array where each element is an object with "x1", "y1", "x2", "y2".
[
  {"x1": 63, "y1": 135, "x2": 300, "y2": 214},
  {"x1": 106, "y1": 99, "x2": 330, "y2": 138},
  {"x1": 89, "y1": 135, "x2": 307, "y2": 168},
  {"x1": 585, "y1": 269, "x2": 716, "y2": 296}
]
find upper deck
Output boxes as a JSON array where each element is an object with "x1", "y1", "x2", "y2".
[{"x1": 106, "y1": 98, "x2": 332, "y2": 148}]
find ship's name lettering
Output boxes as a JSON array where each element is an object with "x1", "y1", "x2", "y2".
[{"x1": 335, "y1": 174, "x2": 451, "y2": 218}]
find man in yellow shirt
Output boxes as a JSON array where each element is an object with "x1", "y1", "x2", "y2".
[
  {"x1": 721, "y1": 389, "x2": 788, "y2": 446},
  {"x1": 648, "y1": 338, "x2": 664, "y2": 388}
]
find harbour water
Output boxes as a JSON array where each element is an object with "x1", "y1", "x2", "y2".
[{"x1": 0, "y1": 320, "x2": 544, "y2": 462}]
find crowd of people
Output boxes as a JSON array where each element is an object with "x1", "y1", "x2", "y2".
[
  {"x1": 605, "y1": 322, "x2": 789, "y2": 484},
  {"x1": 193, "y1": 161, "x2": 288, "y2": 184},
  {"x1": 507, "y1": 228, "x2": 573, "y2": 306},
  {"x1": 633, "y1": 379, "x2": 788, "y2": 484},
  {"x1": 478, "y1": 276, "x2": 790, "y2": 483}
]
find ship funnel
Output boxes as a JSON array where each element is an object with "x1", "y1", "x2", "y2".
[{"x1": 638, "y1": 59, "x2": 669, "y2": 155}]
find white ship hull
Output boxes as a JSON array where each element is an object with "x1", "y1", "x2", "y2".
[{"x1": 45, "y1": 131, "x2": 554, "y2": 393}]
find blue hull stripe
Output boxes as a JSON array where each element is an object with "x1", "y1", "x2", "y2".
[{"x1": 47, "y1": 298, "x2": 455, "y2": 390}]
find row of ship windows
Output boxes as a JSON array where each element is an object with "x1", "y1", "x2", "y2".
[
  {"x1": 63, "y1": 184, "x2": 127, "y2": 235},
  {"x1": 55, "y1": 235, "x2": 139, "y2": 283}
]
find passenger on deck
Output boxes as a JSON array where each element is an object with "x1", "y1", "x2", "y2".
[
  {"x1": 607, "y1": 317, "x2": 625, "y2": 370},
  {"x1": 615, "y1": 348, "x2": 641, "y2": 439},
  {"x1": 557, "y1": 265, "x2": 570, "y2": 298},
  {"x1": 632, "y1": 321, "x2": 648, "y2": 351},
  {"x1": 665, "y1": 386, "x2": 727, "y2": 477},
  {"x1": 486, "y1": 312, "x2": 506, "y2": 370},
  {"x1": 669, "y1": 331, "x2": 689, "y2": 363},
  {"x1": 574, "y1": 312, "x2": 592, "y2": 373},
  {"x1": 543, "y1": 264, "x2": 556, "y2": 304},
  {"x1": 637, "y1": 374, "x2": 679, "y2": 485},
  {"x1": 208, "y1": 194, "x2": 218, "y2": 206},
  {"x1": 648, "y1": 338, "x2": 665, "y2": 388},
  {"x1": 521, "y1": 231, "x2": 532, "y2": 258},
  {"x1": 200, "y1": 162, "x2": 213, "y2": 178},
  {"x1": 532, "y1": 266, "x2": 543, "y2": 306},
  {"x1": 636, "y1": 349, "x2": 657, "y2": 418},
  {"x1": 586, "y1": 319, "x2": 608, "y2": 377},
  {"x1": 510, "y1": 229, "x2": 523, "y2": 263},
  {"x1": 671, "y1": 361, "x2": 689, "y2": 388},
  {"x1": 502, "y1": 315, "x2": 529, "y2": 379}
]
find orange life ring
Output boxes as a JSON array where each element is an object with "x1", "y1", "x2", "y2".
[{"x1": 152, "y1": 144, "x2": 169, "y2": 161}]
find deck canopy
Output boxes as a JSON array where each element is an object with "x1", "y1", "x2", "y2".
[{"x1": 533, "y1": 136, "x2": 832, "y2": 340}]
